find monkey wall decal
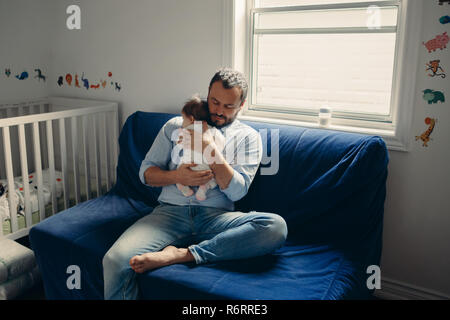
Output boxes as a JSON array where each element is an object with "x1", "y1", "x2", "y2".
[{"x1": 426, "y1": 60, "x2": 446, "y2": 78}]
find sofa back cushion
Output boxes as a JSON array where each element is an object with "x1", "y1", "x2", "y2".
[{"x1": 114, "y1": 112, "x2": 177, "y2": 206}]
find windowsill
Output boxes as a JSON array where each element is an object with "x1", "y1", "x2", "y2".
[{"x1": 238, "y1": 113, "x2": 408, "y2": 152}]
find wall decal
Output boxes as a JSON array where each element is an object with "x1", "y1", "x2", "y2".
[
  {"x1": 55, "y1": 71, "x2": 122, "y2": 92},
  {"x1": 112, "y1": 82, "x2": 121, "y2": 92},
  {"x1": 415, "y1": 118, "x2": 436, "y2": 147},
  {"x1": 426, "y1": 60, "x2": 446, "y2": 78},
  {"x1": 423, "y1": 89, "x2": 446, "y2": 104},
  {"x1": 75, "y1": 74, "x2": 80, "y2": 88},
  {"x1": 15, "y1": 71, "x2": 28, "y2": 80},
  {"x1": 5, "y1": 68, "x2": 11, "y2": 77},
  {"x1": 440, "y1": 15, "x2": 450, "y2": 24},
  {"x1": 81, "y1": 72, "x2": 89, "y2": 90},
  {"x1": 438, "y1": 0, "x2": 450, "y2": 5},
  {"x1": 423, "y1": 32, "x2": 449, "y2": 53},
  {"x1": 34, "y1": 69, "x2": 46, "y2": 82},
  {"x1": 65, "y1": 73, "x2": 72, "y2": 86}
]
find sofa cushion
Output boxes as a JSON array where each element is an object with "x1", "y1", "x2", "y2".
[{"x1": 114, "y1": 112, "x2": 177, "y2": 207}]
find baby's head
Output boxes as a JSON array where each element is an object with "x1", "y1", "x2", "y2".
[{"x1": 181, "y1": 95, "x2": 210, "y2": 128}]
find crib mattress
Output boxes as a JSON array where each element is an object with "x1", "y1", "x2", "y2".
[{"x1": 2, "y1": 176, "x2": 108, "y2": 237}]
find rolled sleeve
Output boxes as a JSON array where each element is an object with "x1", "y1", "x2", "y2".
[
  {"x1": 220, "y1": 169, "x2": 247, "y2": 202},
  {"x1": 220, "y1": 130, "x2": 263, "y2": 202},
  {"x1": 139, "y1": 162, "x2": 153, "y2": 186}
]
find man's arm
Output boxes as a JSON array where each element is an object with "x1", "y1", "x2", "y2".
[
  {"x1": 182, "y1": 124, "x2": 234, "y2": 190},
  {"x1": 140, "y1": 118, "x2": 214, "y2": 188},
  {"x1": 208, "y1": 149, "x2": 234, "y2": 190},
  {"x1": 201, "y1": 128, "x2": 263, "y2": 202}
]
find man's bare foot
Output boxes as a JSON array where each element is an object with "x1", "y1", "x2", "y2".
[{"x1": 129, "y1": 246, "x2": 194, "y2": 273}]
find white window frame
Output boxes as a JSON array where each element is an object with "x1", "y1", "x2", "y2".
[{"x1": 222, "y1": 0, "x2": 423, "y2": 152}]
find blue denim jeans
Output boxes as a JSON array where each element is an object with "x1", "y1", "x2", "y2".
[{"x1": 102, "y1": 203, "x2": 288, "y2": 300}]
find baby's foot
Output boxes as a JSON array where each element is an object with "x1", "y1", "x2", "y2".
[
  {"x1": 177, "y1": 183, "x2": 194, "y2": 197},
  {"x1": 195, "y1": 186, "x2": 207, "y2": 201}
]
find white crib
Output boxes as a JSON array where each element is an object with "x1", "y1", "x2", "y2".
[{"x1": 0, "y1": 97, "x2": 119, "y2": 240}]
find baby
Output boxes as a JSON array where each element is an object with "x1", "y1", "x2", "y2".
[{"x1": 176, "y1": 96, "x2": 225, "y2": 201}]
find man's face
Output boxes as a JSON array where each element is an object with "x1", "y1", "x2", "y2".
[{"x1": 207, "y1": 81, "x2": 244, "y2": 128}]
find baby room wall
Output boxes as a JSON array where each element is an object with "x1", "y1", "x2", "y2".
[
  {"x1": 47, "y1": 0, "x2": 224, "y2": 127},
  {"x1": 0, "y1": 0, "x2": 52, "y2": 101}
]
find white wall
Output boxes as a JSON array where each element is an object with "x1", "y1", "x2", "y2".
[
  {"x1": 48, "y1": 0, "x2": 224, "y2": 126},
  {"x1": 380, "y1": 1, "x2": 450, "y2": 298},
  {"x1": 0, "y1": 0, "x2": 52, "y2": 101}
]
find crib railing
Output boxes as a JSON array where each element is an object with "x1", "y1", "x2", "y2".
[{"x1": 0, "y1": 97, "x2": 119, "y2": 239}]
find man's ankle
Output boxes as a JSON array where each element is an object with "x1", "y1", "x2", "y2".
[{"x1": 177, "y1": 248, "x2": 195, "y2": 263}]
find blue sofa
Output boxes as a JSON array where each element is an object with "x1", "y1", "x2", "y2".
[{"x1": 29, "y1": 111, "x2": 388, "y2": 300}]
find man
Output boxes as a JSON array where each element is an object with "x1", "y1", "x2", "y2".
[{"x1": 102, "y1": 68, "x2": 287, "y2": 300}]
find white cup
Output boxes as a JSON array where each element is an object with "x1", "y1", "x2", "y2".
[{"x1": 318, "y1": 106, "x2": 332, "y2": 127}]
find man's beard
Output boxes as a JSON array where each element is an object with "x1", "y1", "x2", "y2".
[{"x1": 208, "y1": 113, "x2": 235, "y2": 129}]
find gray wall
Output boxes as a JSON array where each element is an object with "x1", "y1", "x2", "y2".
[
  {"x1": 47, "y1": 0, "x2": 224, "y2": 126},
  {"x1": 0, "y1": 0, "x2": 52, "y2": 100}
]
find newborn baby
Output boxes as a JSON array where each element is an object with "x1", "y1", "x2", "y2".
[{"x1": 176, "y1": 96, "x2": 225, "y2": 201}]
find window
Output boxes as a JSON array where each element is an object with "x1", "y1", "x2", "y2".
[{"x1": 225, "y1": 0, "x2": 423, "y2": 151}]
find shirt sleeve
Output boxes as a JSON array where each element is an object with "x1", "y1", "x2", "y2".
[
  {"x1": 220, "y1": 130, "x2": 263, "y2": 202},
  {"x1": 139, "y1": 119, "x2": 179, "y2": 186}
]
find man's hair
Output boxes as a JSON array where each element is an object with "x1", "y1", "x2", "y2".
[
  {"x1": 182, "y1": 95, "x2": 210, "y2": 121},
  {"x1": 209, "y1": 68, "x2": 248, "y2": 105}
]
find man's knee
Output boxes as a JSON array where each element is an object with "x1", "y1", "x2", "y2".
[
  {"x1": 251, "y1": 213, "x2": 287, "y2": 248},
  {"x1": 267, "y1": 214, "x2": 288, "y2": 247},
  {"x1": 103, "y1": 246, "x2": 131, "y2": 270}
]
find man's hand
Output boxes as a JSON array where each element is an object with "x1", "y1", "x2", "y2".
[
  {"x1": 176, "y1": 122, "x2": 234, "y2": 190},
  {"x1": 176, "y1": 163, "x2": 214, "y2": 186}
]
